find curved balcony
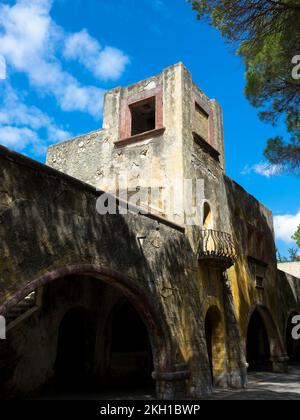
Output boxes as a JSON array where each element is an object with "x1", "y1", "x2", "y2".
[{"x1": 197, "y1": 229, "x2": 236, "y2": 270}]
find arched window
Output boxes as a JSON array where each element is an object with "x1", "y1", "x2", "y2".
[{"x1": 203, "y1": 201, "x2": 212, "y2": 229}]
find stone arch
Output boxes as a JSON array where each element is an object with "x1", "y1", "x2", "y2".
[
  {"x1": 245, "y1": 305, "x2": 287, "y2": 373},
  {"x1": 204, "y1": 303, "x2": 227, "y2": 386},
  {"x1": 0, "y1": 264, "x2": 176, "y2": 398}
]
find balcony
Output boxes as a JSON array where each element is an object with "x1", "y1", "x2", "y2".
[{"x1": 197, "y1": 229, "x2": 236, "y2": 270}]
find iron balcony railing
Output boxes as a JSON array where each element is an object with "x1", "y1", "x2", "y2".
[{"x1": 197, "y1": 229, "x2": 236, "y2": 269}]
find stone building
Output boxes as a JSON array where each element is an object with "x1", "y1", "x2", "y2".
[{"x1": 0, "y1": 63, "x2": 299, "y2": 399}]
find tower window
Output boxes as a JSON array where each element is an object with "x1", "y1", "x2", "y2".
[
  {"x1": 194, "y1": 102, "x2": 209, "y2": 143},
  {"x1": 118, "y1": 87, "x2": 164, "y2": 145},
  {"x1": 255, "y1": 276, "x2": 264, "y2": 289},
  {"x1": 130, "y1": 97, "x2": 156, "y2": 136}
]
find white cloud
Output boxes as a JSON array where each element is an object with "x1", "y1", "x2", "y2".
[
  {"x1": 0, "y1": 0, "x2": 130, "y2": 157},
  {"x1": 0, "y1": 126, "x2": 38, "y2": 150},
  {"x1": 242, "y1": 162, "x2": 283, "y2": 178},
  {"x1": 253, "y1": 162, "x2": 283, "y2": 177},
  {"x1": 0, "y1": 0, "x2": 129, "y2": 117},
  {"x1": 64, "y1": 30, "x2": 130, "y2": 81},
  {"x1": 95, "y1": 47, "x2": 130, "y2": 81},
  {"x1": 63, "y1": 29, "x2": 100, "y2": 62},
  {"x1": 274, "y1": 211, "x2": 300, "y2": 244},
  {"x1": 0, "y1": 0, "x2": 103, "y2": 118},
  {"x1": 0, "y1": 83, "x2": 71, "y2": 156}
]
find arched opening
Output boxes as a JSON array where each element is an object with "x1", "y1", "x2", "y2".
[
  {"x1": 54, "y1": 306, "x2": 94, "y2": 391},
  {"x1": 203, "y1": 202, "x2": 212, "y2": 229},
  {"x1": 204, "y1": 306, "x2": 226, "y2": 386},
  {"x1": 107, "y1": 300, "x2": 154, "y2": 389},
  {"x1": 36, "y1": 272, "x2": 161, "y2": 398},
  {"x1": 1, "y1": 265, "x2": 176, "y2": 399},
  {"x1": 286, "y1": 312, "x2": 300, "y2": 365},
  {"x1": 246, "y1": 309, "x2": 271, "y2": 372}
]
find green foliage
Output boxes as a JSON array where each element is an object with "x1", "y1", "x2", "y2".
[
  {"x1": 189, "y1": 0, "x2": 300, "y2": 174},
  {"x1": 292, "y1": 224, "x2": 300, "y2": 248},
  {"x1": 277, "y1": 249, "x2": 288, "y2": 262},
  {"x1": 288, "y1": 247, "x2": 300, "y2": 261},
  {"x1": 277, "y1": 246, "x2": 300, "y2": 262}
]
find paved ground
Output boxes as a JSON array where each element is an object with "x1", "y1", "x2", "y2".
[
  {"x1": 205, "y1": 367, "x2": 300, "y2": 400},
  {"x1": 36, "y1": 367, "x2": 300, "y2": 400}
]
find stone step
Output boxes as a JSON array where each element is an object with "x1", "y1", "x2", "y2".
[{"x1": 6, "y1": 292, "x2": 37, "y2": 325}]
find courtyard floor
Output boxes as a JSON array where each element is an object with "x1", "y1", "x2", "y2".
[
  {"x1": 205, "y1": 367, "x2": 300, "y2": 400},
  {"x1": 36, "y1": 367, "x2": 300, "y2": 400}
]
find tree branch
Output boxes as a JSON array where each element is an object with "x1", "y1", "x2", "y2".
[{"x1": 266, "y1": 0, "x2": 300, "y2": 11}]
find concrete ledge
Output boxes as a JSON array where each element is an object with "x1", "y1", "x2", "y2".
[{"x1": 114, "y1": 127, "x2": 166, "y2": 148}]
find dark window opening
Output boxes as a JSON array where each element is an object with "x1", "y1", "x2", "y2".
[
  {"x1": 256, "y1": 276, "x2": 264, "y2": 289},
  {"x1": 130, "y1": 97, "x2": 156, "y2": 136}
]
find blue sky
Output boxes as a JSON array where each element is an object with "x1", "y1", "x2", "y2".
[{"x1": 0, "y1": 0, "x2": 299, "y2": 256}]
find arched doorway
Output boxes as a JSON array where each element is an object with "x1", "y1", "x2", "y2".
[
  {"x1": 1, "y1": 265, "x2": 175, "y2": 399},
  {"x1": 54, "y1": 306, "x2": 94, "y2": 391},
  {"x1": 286, "y1": 312, "x2": 300, "y2": 365},
  {"x1": 49, "y1": 276, "x2": 157, "y2": 397},
  {"x1": 204, "y1": 306, "x2": 226, "y2": 385},
  {"x1": 107, "y1": 300, "x2": 154, "y2": 389},
  {"x1": 246, "y1": 309, "x2": 271, "y2": 372}
]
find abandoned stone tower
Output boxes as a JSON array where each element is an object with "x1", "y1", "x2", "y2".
[{"x1": 0, "y1": 63, "x2": 299, "y2": 399}]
